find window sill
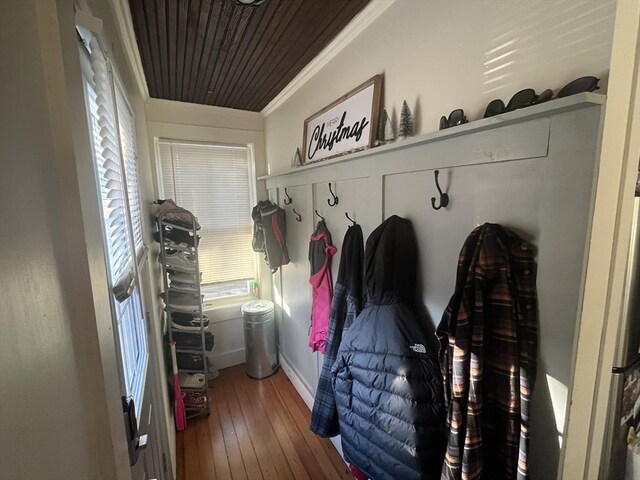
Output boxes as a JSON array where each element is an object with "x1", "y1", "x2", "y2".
[{"x1": 202, "y1": 295, "x2": 254, "y2": 322}]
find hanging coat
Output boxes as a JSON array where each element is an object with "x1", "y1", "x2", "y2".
[
  {"x1": 333, "y1": 215, "x2": 446, "y2": 480},
  {"x1": 311, "y1": 224, "x2": 364, "y2": 437},
  {"x1": 436, "y1": 223, "x2": 538, "y2": 480},
  {"x1": 251, "y1": 200, "x2": 290, "y2": 272},
  {"x1": 308, "y1": 221, "x2": 337, "y2": 353}
]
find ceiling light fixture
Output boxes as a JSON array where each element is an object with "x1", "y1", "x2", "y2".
[{"x1": 230, "y1": 0, "x2": 267, "y2": 6}]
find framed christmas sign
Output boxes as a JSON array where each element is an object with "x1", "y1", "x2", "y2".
[{"x1": 303, "y1": 74, "x2": 382, "y2": 164}]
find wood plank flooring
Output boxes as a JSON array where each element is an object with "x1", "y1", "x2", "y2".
[{"x1": 176, "y1": 364, "x2": 352, "y2": 480}]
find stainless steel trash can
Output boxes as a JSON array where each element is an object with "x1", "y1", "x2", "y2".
[{"x1": 241, "y1": 300, "x2": 278, "y2": 379}]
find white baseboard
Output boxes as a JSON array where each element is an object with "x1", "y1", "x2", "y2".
[
  {"x1": 278, "y1": 355, "x2": 346, "y2": 464},
  {"x1": 212, "y1": 348, "x2": 245, "y2": 370},
  {"x1": 279, "y1": 354, "x2": 315, "y2": 410}
]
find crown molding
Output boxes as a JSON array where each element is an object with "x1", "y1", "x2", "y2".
[
  {"x1": 110, "y1": 0, "x2": 149, "y2": 100},
  {"x1": 260, "y1": 0, "x2": 396, "y2": 117}
]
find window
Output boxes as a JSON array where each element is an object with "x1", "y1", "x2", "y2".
[
  {"x1": 158, "y1": 140, "x2": 257, "y2": 299},
  {"x1": 116, "y1": 87, "x2": 144, "y2": 258},
  {"x1": 80, "y1": 37, "x2": 148, "y2": 412}
]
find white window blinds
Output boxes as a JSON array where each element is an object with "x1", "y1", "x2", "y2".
[
  {"x1": 89, "y1": 39, "x2": 133, "y2": 285},
  {"x1": 115, "y1": 88, "x2": 144, "y2": 257},
  {"x1": 158, "y1": 141, "x2": 255, "y2": 285},
  {"x1": 84, "y1": 38, "x2": 147, "y2": 409}
]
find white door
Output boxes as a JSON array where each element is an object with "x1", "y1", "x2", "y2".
[
  {"x1": 116, "y1": 293, "x2": 151, "y2": 480},
  {"x1": 80, "y1": 38, "x2": 159, "y2": 480}
]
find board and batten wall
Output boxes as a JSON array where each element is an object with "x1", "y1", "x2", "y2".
[
  {"x1": 262, "y1": 2, "x2": 617, "y2": 474},
  {"x1": 264, "y1": 0, "x2": 616, "y2": 175},
  {"x1": 264, "y1": 97, "x2": 605, "y2": 479}
]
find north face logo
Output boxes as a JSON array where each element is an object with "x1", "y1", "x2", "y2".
[{"x1": 409, "y1": 344, "x2": 426, "y2": 353}]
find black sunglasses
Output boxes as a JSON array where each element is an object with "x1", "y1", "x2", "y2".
[
  {"x1": 482, "y1": 76, "x2": 599, "y2": 119},
  {"x1": 505, "y1": 88, "x2": 537, "y2": 112},
  {"x1": 440, "y1": 109, "x2": 468, "y2": 130},
  {"x1": 558, "y1": 76, "x2": 600, "y2": 97},
  {"x1": 483, "y1": 88, "x2": 553, "y2": 118}
]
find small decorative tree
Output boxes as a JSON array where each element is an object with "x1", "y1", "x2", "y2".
[
  {"x1": 375, "y1": 111, "x2": 385, "y2": 146},
  {"x1": 293, "y1": 147, "x2": 303, "y2": 167},
  {"x1": 383, "y1": 109, "x2": 395, "y2": 143},
  {"x1": 398, "y1": 100, "x2": 414, "y2": 139},
  {"x1": 376, "y1": 109, "x2": 393, "y2": 146}
]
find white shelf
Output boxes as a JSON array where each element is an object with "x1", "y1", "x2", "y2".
[{"x1": 258, "y1": 92, "x2": 606, "y2": 182}]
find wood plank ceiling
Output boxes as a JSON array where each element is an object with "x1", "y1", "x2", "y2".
[{"x1": 128, "y1": 0, "x2": 371, "y2": 112}]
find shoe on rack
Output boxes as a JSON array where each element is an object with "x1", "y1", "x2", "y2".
[
  {"x1": 168, "y1": 269, "x2": 202, "y2": 283},
  {"x1": 177, "y1": 351, "x2": 205, "y2": 370},
  {"x1": 183, "y1": 391, "x2": 207, "y2": 408},
  {"x1": 167, "y1": 240, "x2": 194, "y2": 251},
  {"x1": 173, "y1": 330, "x2": 215, "y2": 351},
  {"x1": 151, "y1": 199, "x2": 201, "y2": 230},
  {"x1": 169, "y1": 280, "x2": 200, "y2": 293},
  {"x1": 178, "y1": 372, "x2": 206, "y2": 389},
  {"x1": 161, "y1": 290, "x2": 203, "y2": 312},
  {"x1": 171, "y1": 312, "x2": 209, "y2": 331},
  {"x1": 153, "y1": 232, "x2": 191, "y2": 249},
  {"x1": 162, "y1": 251, "x2": 197, "y2": 272},
  {"x1": 153, "y1": 228, "x2": 199, "y2": 247}
]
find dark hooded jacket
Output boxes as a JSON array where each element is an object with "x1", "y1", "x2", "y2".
[{"x1": 332, "y1": 215, "x2": 446, "y2": 480}]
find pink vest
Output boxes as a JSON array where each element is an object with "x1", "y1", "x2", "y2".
[{"x1": 308, "y1": 230, "x2": 337, "y2": 353}]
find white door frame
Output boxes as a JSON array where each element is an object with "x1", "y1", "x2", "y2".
[{"x1": 560, "y1": 1, "x2": 640, "y2": 478}]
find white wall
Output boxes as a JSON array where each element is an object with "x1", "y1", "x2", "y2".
[
  {"x1": 145, "y1": 98, "x2": 267, "y2": 190},
  {"x1": 264, "y1": 0, "x2": 617, "y2": 174},
  {"x1": 0, "y1": 0, "x2": 128, "y2": 478},
  {"x1": 1, "y1": 0, "x2": 171, "y2": 478},
  {"x1": 0, "y1": 2, "x2": 97, "y2": 476}
]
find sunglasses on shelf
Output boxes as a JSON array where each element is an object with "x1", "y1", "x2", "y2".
[
  {"x1": 557, "y1": 76, "x2": 600, "y2": 97},
  {"x1": 483, "y1": 88, "x2": 554, "y2": 118},
  {"x1": 483, "y1": 76, "x2": 599, "y2": 119},
  {"x1": 440, "y1": 109, "x2": 468, "y2": 130}
]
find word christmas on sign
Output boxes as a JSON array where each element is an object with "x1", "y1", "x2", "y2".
[
  {"x1": 307, "y1": 111, "x2": 369, "y2": 161},
  {"x1": 303, "y1": 75, "x2": 382, "y2": 164}
]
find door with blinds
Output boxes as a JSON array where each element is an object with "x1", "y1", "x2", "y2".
[
  {"x1": 158, "y1": 140, "x2": 257, "y2": 300},
  {"x1": 80, "y1": 37, "x2": 155, "y2": 479}
]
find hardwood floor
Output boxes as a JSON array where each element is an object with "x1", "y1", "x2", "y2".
[{"x1": 176, "y1": 364, "x2": 353, "y2": 480}]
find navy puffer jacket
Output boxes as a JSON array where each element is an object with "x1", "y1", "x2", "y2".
[{"x1": 332, "y1": 215, "x2": 445, "y2": 480}]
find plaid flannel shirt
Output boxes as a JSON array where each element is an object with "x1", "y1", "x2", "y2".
[
  {"x1": 310, "y1": 225, "x2": 363, "y2": 437},
  {"x1": 437, "y1": 223, "x2": 538, "y2": 480}
]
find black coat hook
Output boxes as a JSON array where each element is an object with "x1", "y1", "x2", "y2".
[
  {"x1": 345, "y1": 212, "x2": 356, "y2": 226},
  {"x1": 315, "y1": 210, "x2": 325, "y2": 222},
  {"x1": 430, "y1": 170, "x2": 450, "y2": 210},
  {"x1": 292, "y1": 208, "x2": 302, "y2": 222},
  {"x1": 327, "y1": 183, "x2": 339, "y2": 207},
  {"x1": 283, "y1": 187, "x2": 292, "y2": 205}
]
